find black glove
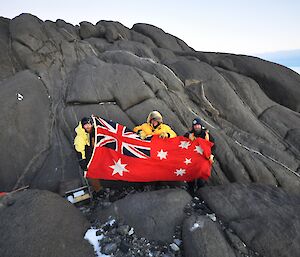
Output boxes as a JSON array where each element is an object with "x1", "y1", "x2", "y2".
[{"x1": 79, "y1": 159, "x2": 88, "y2": 171}]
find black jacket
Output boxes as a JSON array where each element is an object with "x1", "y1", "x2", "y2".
[{"x1": 184, "y1": 127, "x2": 215, "y2": 152}]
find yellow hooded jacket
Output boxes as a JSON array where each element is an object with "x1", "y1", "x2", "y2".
[
  {"x1": 133, "y1": 123, "x2": 177, "y2": 138},
  {"x1": 74, "y1": 122, "x2": 91, "y2": 159}
]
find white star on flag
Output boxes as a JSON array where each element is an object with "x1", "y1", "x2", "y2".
[
  {"x1": 194, "y1": 145, "x2": 203, "y2": 155},
  {"x1": 175, "y1": 168, "x2": 186, "y2": 176},
  {"x1": 184, "y1": 158, "x2": 192, "y2": 165},
  {"x1": 157, "y1": 149, "x2": 168, "y2": 160},
  {"x1": 179, "y1": 141, "x2": 191, "y2": 149},
  {"x1": 110, "y1": 158, "x2": 129, "y2": 176}
]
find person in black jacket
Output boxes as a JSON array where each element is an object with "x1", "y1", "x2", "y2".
[
  {"x1": 184, "y1": 118, "x2": 213, "y2": 143},
  {"x1": 184, "y1": 117, "x2": 215, "y2": 193}
]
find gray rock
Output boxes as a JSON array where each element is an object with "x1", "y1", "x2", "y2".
[
  {"x1": 0, "y1": 189, "x2": 94, "y2": 257},
  {"x1": 0, "y1": 17, "x2": 15, "y2": 80},
  {"x1": 66, "y1": 57, "x2": 156, "y2": 110},
  {"x1": 96, "y1": 189, "x2": 192, "y2": 242},
  {"x1": 102, "y1": 242, "x2": 118, "y2": 255},
  {"x1": 0, "y1": 14, "x2": 299, "y2": 229},
  {"x1": 79, "y1": 21, "x2": 100, "y2": 39},
  {"x1": 97, "y1": 20, "x2": 131, "y2": 43},
  {"x1": 198, "y1": 183, "x2": 300, "y2": 257},
  {"x1": 169, "y1": 243, "x2": 180, "y2": 251},
  {"x1": 179, "y1": 51, "x2": 300, "y2": 112},
  {"x1": 56, "y1": 19, "x2": 79, "y2": 41},
  {"x1": 117, "y1": 224, "x2": 130, "y2": 235},
  {"x1": 101, "y1": 50, "x2": 185, "y2": 93},
  {"x1": 0, "y1": 70, "x2": 51, "y2": 191},
  {"x1": 132, "y1": 23, "x2": 191, "y2": 51},
  {"x1": 106, "y1": 40, "x2": 158, "y2": 60},
  {"x1": 182, "y1": 215, "x2": 236, "y2": 257}
]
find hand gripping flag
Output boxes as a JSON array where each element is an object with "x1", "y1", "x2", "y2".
[{"x1": 86, "y1": 117, "x2": 213, "y2": 182}]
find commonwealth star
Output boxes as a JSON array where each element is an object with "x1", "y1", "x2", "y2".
[
  {"x1": 194, "y1": 145, "x2": 203, "y2": 155},
  {"x1": 110, "y1": 158, "x2": 129, "y2": 176},
  {"x1": 157, "y1": 149, "x2": 168, "y2": 160},
  {"x1": 175, "y1": 168, "x2": 186, "y2": 176},
  {"x1": 179, "y1": 141, "x2": 191, "y2": 149}
]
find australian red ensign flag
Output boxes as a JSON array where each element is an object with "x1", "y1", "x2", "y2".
[{"x1": 86, "y1": 117, "x2": 213, "y2": 182}]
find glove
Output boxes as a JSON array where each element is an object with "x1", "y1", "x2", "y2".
[
  {"x1": 189, "y1": 133, "x2": 196, "y2": 141},
  {"x1": 159, "y1": 132, "x2": 169, "y2": 138},
  {"x1": 205, "y1": 130, "x2": 210, "y2": 141},
  {"x1": 207, "y1": 154, "x2": 214, "y2": 164},
  {"x1": 83, "y1": 170, "x2": 87, "y2": 178},
  {"x1": 139, "y1": 131, "x2": 148, "y2": 140},
  {"x1": 79, "y1": 159, "x2": 87, "y2": 170}
]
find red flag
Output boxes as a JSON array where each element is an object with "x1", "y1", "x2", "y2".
[
  {"x1": 86, "y1": 117, "x2": 213, "y2": 182},
  {"x1": 0, "y1": 192, "x2": 7, "y2": 197}
]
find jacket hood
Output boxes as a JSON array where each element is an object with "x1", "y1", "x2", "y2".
[
  {"x1": 75, "y1": 122, "x2": 87, "y2": 135},
  {"x1": 147, "y1": 111, "x2": 163, "y2": 123}
]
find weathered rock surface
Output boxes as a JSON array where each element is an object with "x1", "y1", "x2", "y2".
[
  {"x1": 0, "y1": 13, "x2": 299, "y2": 194},
  {"x1": 198, "y1": 183, "x2": 300, "y2": 257},
  {"x1": 96, "y1": 189, "x2": 191, "y2": 242},
  {"x1": 0, "y1": 13, "x2": 300, "y2": 257},
  {"x1": 182, "y1": 215, "x2": 236, "y2": 257},
  {"x1": 0, "y1": 189, "x2": 94, "y2": 257}
]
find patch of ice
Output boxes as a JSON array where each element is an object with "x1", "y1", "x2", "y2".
[
  {"x1": 190, "y1": 220, "x2": 204, "y2": 231},
  {"x1": 170, "y1": 243, "x2": 180, "y2": 251},
  {"x1": 128, "y1": 227, "x2": 134, "y2": 235},
  {"x1": 84, "y1": 228, "x2": 110, "y2": 257},
  {"x1": 206, "y1": 213, "x2": 217, "y2": 222},
  {"x1": 108, "y1": 219, "x2": 115, "y2": 226}
]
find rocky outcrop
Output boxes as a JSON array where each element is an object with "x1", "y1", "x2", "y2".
[
  {"x1": 197, "y1": 183, "x2": 300, "y2": 257},
  {"x1": 0, "y1": 13, "x2": 300, "y2": 257},
  {"x1": 182, "y1": 215, "x2": 236, "y2": 257},
  {"x1": 0, "y1": 13, "x2": 299, "y2": 194},
  {"x1": 0, "y1": 189, "x2": 94, "y2": 257},
  {"x1": 96, "y1": 189, "x2": 191, "y2": 242},
  {"x1": 87, "y1": 182, "x2": 300, "y2": 257}
]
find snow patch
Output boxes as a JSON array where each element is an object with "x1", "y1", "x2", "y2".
[
  {"x1": 128, "y1": 227, "x2": 134, "y2": 235},
  {"x1": 190, "y1": 220, "x2": 204, "y2": 231},
  {"x1": 206, "y1": 213, "x2": 217, "y2": 222},
  {"x1": 84, "y1": 228, "x2": 110, "y2": 257}
]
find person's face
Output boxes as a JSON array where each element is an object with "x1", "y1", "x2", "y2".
[
  {"x1": 151, "y1": 119, "x2": 159, "y2": 127},
  {"x1": 193, "y1": 124, "x2": 202, "y2": 132},
  {"x1": 150, "y1": 119, "x2": 161, "y2": 127},
  {"x1": 83, "y1": 123, "x2": 93, "y2": 133}
]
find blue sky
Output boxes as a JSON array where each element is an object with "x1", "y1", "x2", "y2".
[{"x1": 1, "y1": 0, "x2": 300, "y2": 70}]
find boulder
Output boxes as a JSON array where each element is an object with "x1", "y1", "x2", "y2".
[
  {"x1": 198, "y1": 183, "x2": 300, "y2": 257},
  {"x1": 0, "y1": 13, "x2": 299, "y2": 202},
  {"x1": 0, "y1": 17, "x2": 15, "y2": 80},
  {"x1": 182, "y1": 215, "x2": 236, "y2": 257},
  {"x1": 179, "y1": 51, "x2": 300, "y2": 112},
  {"x1": 96, "y1": 189, "x2": 192, "y2": 242},
  {"x1": 0, "y1": 70, "x2": 51, "y2": 191},
  {"x1": 79, "y1": 21, "x2": 100, "y2": 39},
  {"x1": 132, "y1": 23, "x2": 191, "y2": 51},
  {"x1": 0, "y1": 189, "x2": 94, "y2": 257}
]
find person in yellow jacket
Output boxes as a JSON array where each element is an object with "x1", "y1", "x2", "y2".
[
  {"x1": 133, "y1": 111, "x2": 177, "y2": 139},
  {"x1": 74, "y1": 117, "x2": 103, "y2": 197}
]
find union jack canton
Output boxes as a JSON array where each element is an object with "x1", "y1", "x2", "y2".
[{"x1": 93, "y1": 116, "x2": 151, "y2": 159}]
